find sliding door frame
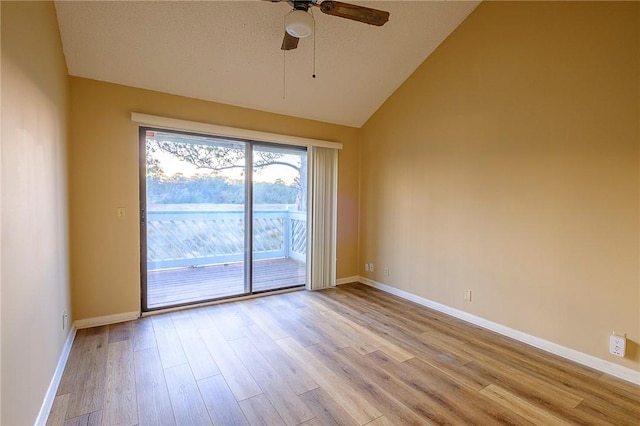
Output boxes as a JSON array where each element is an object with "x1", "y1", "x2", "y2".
[
  {"x1": 139, "y1": 127, "x2": 308, "y2": 312},
  {"x1": 139, "y1": 127, "x2": 150, "y2": 310}
]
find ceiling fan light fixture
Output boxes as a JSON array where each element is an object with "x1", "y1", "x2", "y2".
[{"x1": 285, "y1": 9, "x2": 314, "y2": 38}]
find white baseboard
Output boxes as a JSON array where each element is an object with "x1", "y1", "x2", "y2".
[
  {"x1": 35, "y1": 326, "x2": 77, "y2": 426},
  {"x1": 336, "y1": 275, "x2": 359, "y2": 285},
  {"x1": 73, "y1": 311, "x2": 140, "y2": 329},
  {"x1": 357, "y1": 277, "x2": 640, "y2": 386}
]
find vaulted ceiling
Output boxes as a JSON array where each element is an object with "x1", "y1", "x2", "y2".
[{"x1": 55, "y1": 1, "x2": 479, "y2": 127}]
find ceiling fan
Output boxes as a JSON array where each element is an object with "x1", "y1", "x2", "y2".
[{"x1": 269, "y1": 0, "x2": 390, "y2": 51}]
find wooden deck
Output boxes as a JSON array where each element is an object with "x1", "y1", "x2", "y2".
[{"x1": 146, "y1": 258, "x2": 306, "y2": 309}]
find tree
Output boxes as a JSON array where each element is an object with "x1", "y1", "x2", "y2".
[{"x1": 147, "y1": 136, "x2": 307, "y2": 210}]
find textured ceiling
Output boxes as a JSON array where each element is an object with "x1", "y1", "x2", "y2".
[{"x1": 55, "y1": 1, "x2": 479, "y2": 127}]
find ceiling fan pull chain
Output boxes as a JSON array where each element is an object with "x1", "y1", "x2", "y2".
[
  {"x1": 283, "y1": 49, "x2": 287, "y2": 99},
  {"x1": 312, "y1": 8, "x2": 317, "y2": 79}
]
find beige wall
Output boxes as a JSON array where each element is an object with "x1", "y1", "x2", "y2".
[
  {"x1": 1, "y1": 1, "x2": 71, "y2": 424},
  {"x1": 360, "y1": 1, "x2": 640, "y2": 372},
  {"x1": 68, "y1": 77, "x2": 360, "y2": 320}
]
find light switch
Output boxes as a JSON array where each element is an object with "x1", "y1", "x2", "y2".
[{"x1": 117, "y1": 207, "x2": 126, "y2": 218}]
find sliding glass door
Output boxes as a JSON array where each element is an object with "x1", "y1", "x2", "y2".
[
  {"x1": 252, "y1": 145, "x2": 307, "y2": 293},
  {"x1": 140, "y1": 129, "x2": 307, "y2": 310}
]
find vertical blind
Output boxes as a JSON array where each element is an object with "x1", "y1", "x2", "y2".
[{"x1": 307, "y1": 146, "x2": 338, "y2": 290}]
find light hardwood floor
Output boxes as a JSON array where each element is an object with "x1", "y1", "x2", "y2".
[{"x1": 48, "y1": 283, "x2": 640, "y2": 425}]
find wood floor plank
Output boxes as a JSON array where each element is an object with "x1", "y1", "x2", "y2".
[
  {"x1": 298, "y1": 388, "x2": 359, "y2": 426},
  {"x1": 418, "y1": 325, "x2": 588, "y2": 416},
  {"x1": 290, "y1": 290, "x2": 334, "y2": 312},
  {"x1": 134, "y1": 347, "x2": 175, "y2": 426},
  {"x1": 457, "y1": 349, "x2": 585, "y2": 410},
  {"x1": 243, "y1": 325, "x2": 319, "y2": 395},
  {"x1": 357, "y1": 312, "x2": 468, "y2": 368},
  {"x1": 576, "y1": 379, "x2": 640, "y2": 421},
  {"x1": 63, "y1": 414, "x2": 89, "y2": 426},
  {"x1": 47, "y1": 393, "x2": 70, "y2": 426},
  {"x1": 573, "y1": 396, "x2": 640, "y2": 425},
  {"x1": 198, "y1": 374, "x2": 249, "y2": 426},
  {"x1": 206, "y1": 301, "x2": 253, "y2": 341},
  {"x1": 336, "y1": 349, "x2": 463, "y2": 424},
  {"x1": 364, "y1": 416, "x2": 394, "y2": 426},
  {"x1": 87, "y1": 410, "x2": 101, "y2": 426},
  {"x1": 469, "y1": 330, "x2": 603, "y2": 382},
  {"x1": 108, "y1": 321, "x2": 133, "y2": 343},
  {"x1": 297, "y1": 418, "x2": 324, "y2": 426},
  {"x1": 276, "y1": 337, "x2": 382, "y2": 425},
  {"x1": 308, "y1": 292, "x2": 424, "y2": 360},
  {"x1": 164, "y1": 363, "x2": 212, "y2": 425},
  {"x1": 102, "y1": 339, "x2": 137, "y2": 426},
  {"x1": 133, "y1": 316, "x2": 157, "y2": 352},
  {"x1": 274, "y1": 291, "x2": 309, "y2": 309},
  {"x1": 465, "y1": 336, "x2": 640, "y2": 418},
  {"x1": 229, "y1": 337, "x2": 314, "y2": 425},
  {"x1": 460, "y1": 361, "x2": 605, "y2": 424},
  {"x1": 172, "y1": 314, "x2": 220, "y2": 380},
  {"x1": 310, "y1": 344, "x2": 441, "y2": 425},
  {"x1": 418, "y1": 328, "x2": 475, "y2": 360},
  {"x1": 479, "y1": 384, "x2": 571, "y2": 425},
  {"x1": 152, "y1": 315, "x2": 188, "y2": 369},
  {"x1": 334, "y1": 285, "x2": 473, "y2": 337},
  {"x1": 238, "y1": 393, "x2": 287, "y2": 426},
  {"x1": 62, "y1": 410, "x2": 101, "y2": 426},
  {"x1": 593, "y1": 375, "x2": 640, "y2": 418},
  {"x1": 340, "y1": 314, "x2": 481, "y2": 393},
  {"x1": 199, "y1": 326, "x2": 262, "y2": 401},
  {"x1": 257, "y1": 302, "x2": 324, "y2": 347},
  {"x1": 365, "y1": 350, "x2": 532, "y2": 425},
  {"x1": 410, "y1": 352, "x2": 488, "y2": 393},
  {"x1": 300, "y1": 303, "x2": 377, "y2": 353},
  {"x1": 239, "y1": 299, "x2": 290, "y2": 340},
  {"x1": 286, "y1": 303, "x2": 354, "y2": 351},
  {"x1": 188, "y1": 306, "x2": 218, "y2": 330},
  {"x1": 598, "y1": 374, "x2": 640, "y2": 398},
  {"x1": 319, "y1": 309, "x2": 414, "y2": 362},
  {"x1": 66, "y1": 326, "x2": 109, "y2": 419},
  {"x1": 56, "y1": 329, "x2": 86, "y2": 396}
]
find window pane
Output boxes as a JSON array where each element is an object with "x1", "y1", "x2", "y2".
[
  {"x1": 252, "y1": 145, "x2": 307, "y2": 292},
  {"x1": 144, "y1": 130, "x2": 246, "y2": 308}
]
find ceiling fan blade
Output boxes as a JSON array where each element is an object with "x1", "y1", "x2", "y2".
[
  {"x1": 319, "y1": 1, "x2": 389, "y2": 26},
  {"x1": 281, "y1": 31, "x2": 299, "y2": 50}
]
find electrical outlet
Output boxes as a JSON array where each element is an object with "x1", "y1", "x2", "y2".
[
  {"x1": 464, "y1": 289, "x2": 472, "y2": 301},
  {"x1": 384, "y1": 267, "x2": 389, "y2": 276},
  {"x1": 62, "y1": 310, "x2": 69, "y2": 330},
  {"x1": 369, "y1": 263, "x2": 374, "y2": 272},
  {"x1": 609, "y1": 332, "x2": 626, "y2": 357},
  {"x1": 117, "y1": 207, "x2": 126, "y2": 218},
  {"x1": 364, "y1": 263, "x2": 369, "y2": 272}
]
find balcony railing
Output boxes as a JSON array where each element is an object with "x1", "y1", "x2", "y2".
[{"x1": 147, "y1": 210, "x2": 307, "y2": 270}]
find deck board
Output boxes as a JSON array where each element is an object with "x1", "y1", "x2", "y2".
[{"x1": 147, "y1": 258, "x2": 305, "y2": 308}]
